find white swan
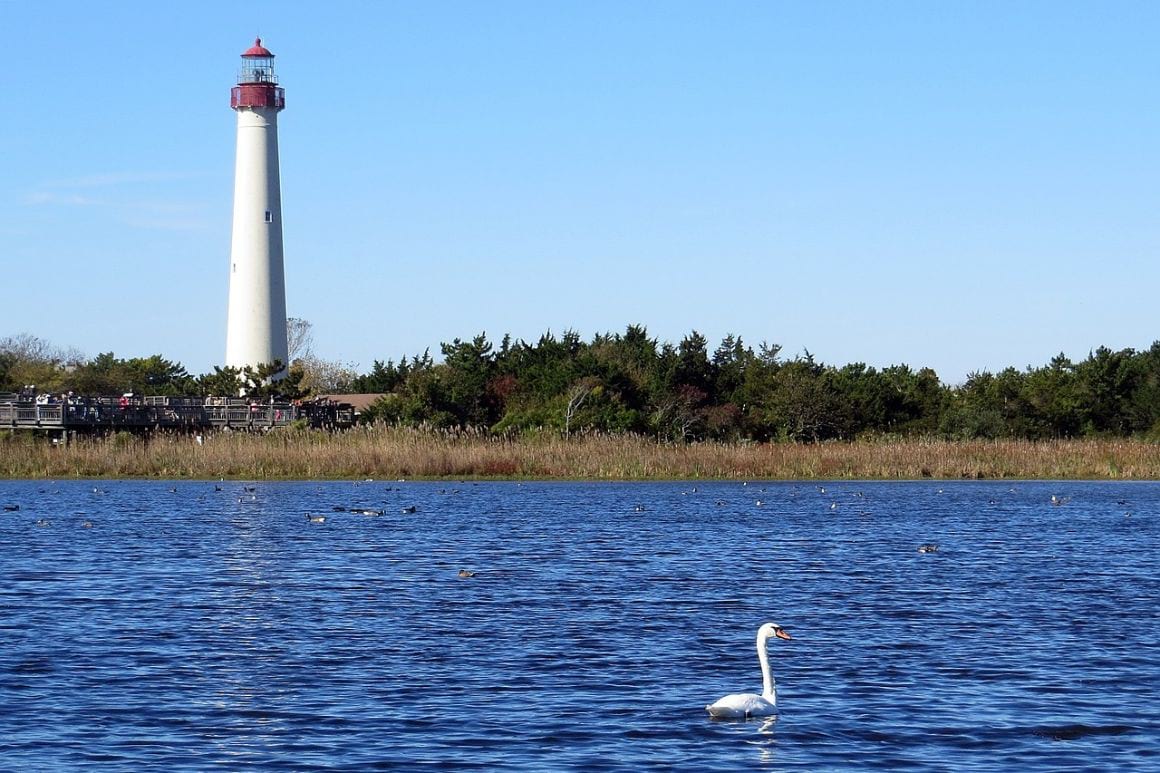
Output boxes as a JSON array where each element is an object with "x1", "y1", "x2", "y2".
[{"x1": 706, "y1": 622, "x2": 792, "y2": 718}]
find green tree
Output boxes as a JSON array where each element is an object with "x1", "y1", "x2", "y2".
[
  {"x1": 440, "y1": 333, "x2": 497, "y2": 426},
  {"x1": 196, "y1": 366, "x2": 244, "y2": 397},
  {"x1": 125, "y1": 355, "x2": 196, "y2": 395},
  {"x1": 674, "y1": 331, "x2": 713, "y2": 396},
  {"x1": 1074, "y1": 346, "x2": 1138, "y2": 436},
  {"x1": 712, "y1": 334, "x2": 753, "y2": 405},
  {"x1": 766, "y1": 357, "x2": 850, "y2": 442},
  {"x1": 1125, "y1": 342, "x2": 1160, "y2": 436},
  {"x1": 940, "y1": 371, "x2": 1005, "y2": 439}
]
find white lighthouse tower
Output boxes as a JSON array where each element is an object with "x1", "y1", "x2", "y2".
[{"x1": 225, "y1": 37, "x2": 289, "y2": 378}]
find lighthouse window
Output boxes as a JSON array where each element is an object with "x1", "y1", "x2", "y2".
[{"x1": 265, "y1": 210, "x2": 273, "y2": 223}]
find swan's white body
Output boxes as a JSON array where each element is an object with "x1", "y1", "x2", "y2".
[{"x1": 706, "y1": 622, "x2": 792, "y2": 719}]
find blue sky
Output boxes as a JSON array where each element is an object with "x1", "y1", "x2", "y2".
[{"x1": 0, "y1": 1, "x2": 1155, "y2": 384}]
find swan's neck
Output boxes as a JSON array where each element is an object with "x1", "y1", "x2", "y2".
[{"x1": 758, "y1": 634, "x2": 776, "y2": 703}]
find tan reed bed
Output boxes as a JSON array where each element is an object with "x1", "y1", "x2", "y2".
[{"x1": 2, "y1": 426, "x2": 1158, "y2": 480}]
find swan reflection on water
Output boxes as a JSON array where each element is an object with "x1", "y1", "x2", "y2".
[{"x1": 749, "y1": 718, "x2": 780, "y2": 765}]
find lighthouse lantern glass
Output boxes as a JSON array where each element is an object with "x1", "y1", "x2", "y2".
[{"x1": 239, "y1": 55, "x2": 277, "y2": 85}]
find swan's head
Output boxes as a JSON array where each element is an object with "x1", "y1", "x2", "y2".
[{"x1": 759, "y1": 622, "x2": 793, "y2": 641}]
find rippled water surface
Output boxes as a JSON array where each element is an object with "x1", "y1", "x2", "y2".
[{"x1": 1, "y1": 479, "x2": 1157, "y2": 770}]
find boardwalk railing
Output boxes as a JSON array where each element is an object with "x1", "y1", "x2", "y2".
[{"x1": 0, "y1": 394, "x2": 355, "y2": 433}]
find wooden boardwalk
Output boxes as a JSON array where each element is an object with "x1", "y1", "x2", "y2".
[{"x1": 0, "y1": 394, "x2": 356, "y2": 435}]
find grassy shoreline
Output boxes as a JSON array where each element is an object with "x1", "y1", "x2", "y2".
[{"x1": 2, "y1": 427, "x2": 1157, "y2": 480}]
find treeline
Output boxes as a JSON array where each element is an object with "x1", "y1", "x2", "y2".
[
  {"x1": 0, "y1": 334, "x2": 290, "y2": 401},
  {"x1": 5, "y1": 328, "x2": 1160, "y2": 442},
  {"x1": 347, "y1": 327, "x2": 1160, "y2": 442}
]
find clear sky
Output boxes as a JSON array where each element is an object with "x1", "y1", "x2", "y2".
[{"x1": 0, "y1": 1, "x2": 1155, "y2": 384}]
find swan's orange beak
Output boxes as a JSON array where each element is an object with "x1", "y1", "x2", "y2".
[{"x1": 775, "y1": 628, "x2": 792, "y2": 640}]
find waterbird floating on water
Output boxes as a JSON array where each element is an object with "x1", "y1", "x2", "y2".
[
  {"x1": 306, "y1": 514, "x2": 327, "y2": 523},
  {"x1": 918, "y1": 543, "x2": 939, "y2": 553},
  {"x1": 2, "y1": 504, "x2": 19, "y2": 511},
  {"x1": 457, "y1": 569, "x2": 476, "y2": 578},
  {"x1": 400, "y1": 505, "x2": 417, "y2": 514},
  {"x1": 706, "y1": 623, "x2": 792, "y2": 719}
]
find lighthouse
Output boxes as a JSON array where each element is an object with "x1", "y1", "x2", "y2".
[{"x1": 225, "y1": 37, "x2": 289, "y2": 379}]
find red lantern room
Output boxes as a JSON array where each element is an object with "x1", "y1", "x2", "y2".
[{"x1": 230, "y1": 38, "x2": 285, "y2": 111}]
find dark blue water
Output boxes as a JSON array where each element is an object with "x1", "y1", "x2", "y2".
[{"x1": 0, "y1": 479, "x2": 1156, "y2": 770}]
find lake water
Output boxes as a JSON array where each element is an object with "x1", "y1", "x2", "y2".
[{"x1": 0, "y1": 479, "x2": 1156, "y2": 771}]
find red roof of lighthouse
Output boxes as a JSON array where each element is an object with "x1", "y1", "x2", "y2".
[{"x1": 242, "y1": 37, "x2": 274, "y2": 58}]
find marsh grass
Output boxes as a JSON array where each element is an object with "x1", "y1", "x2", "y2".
[{"x1": 2, "y1": 426, "x2": 1158, "y2": 480}]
